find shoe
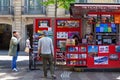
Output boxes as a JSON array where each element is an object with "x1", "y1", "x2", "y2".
[
  {"x1": 41, "y1": 75, "x2": 47, "y2": 78},
  {"x1": 44, "y1": 75, "x2": 47, "y2": 78},
  {"x1": 52, "y1": 74, "x2": 56, "y2": 79},
  {"x1": 43, "y1": 75, "x2": 47, "y2": 78},
  {"x1": 12, "y1": 68, "x2": 18, "y2": 72}
]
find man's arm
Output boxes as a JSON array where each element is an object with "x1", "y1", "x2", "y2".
[
  {"x1": 38, "y1": 39, "x2": 41, "y2": 57},
  {"x1": 12, "y1": 37, "x2": 19, "y2": 45},
  {"x1": 50, "y1": 39, "x2": 54, "y2": 57}
]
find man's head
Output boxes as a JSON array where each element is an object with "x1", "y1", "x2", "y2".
[
  {"x1": 43, "y1": 30, "x2": 48, "y2": 36},
  {"x1": 13, "y1": 31, "x2": 19, "y2": 38}
]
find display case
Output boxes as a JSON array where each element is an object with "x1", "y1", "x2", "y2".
[
  {"x1": 86, "y1": 13, "x2": 119, "y2": 45},
  {"x1": 55, "y1": 18, "x2": 81, "y2": 65},
  {"x1": 66, "y1": 45, "x2": 87, "y2": 66},
  {"x1": 94, "y1": 16, "x2": 119, "y2": 45}
]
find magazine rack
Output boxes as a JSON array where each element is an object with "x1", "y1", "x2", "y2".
[
  {"x1": 54, "y1": 18, "x2": 81, "y2": 65},
  {"x1": 29, "y1": 18, "x2": 52, "y2": 70},
  {"x1": 66, "y1": 45, "x2": 87, "y2": 66}
]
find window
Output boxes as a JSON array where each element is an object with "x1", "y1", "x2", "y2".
[
  {"x1": 117, "y1": 0, "x2": 120, "y2": 3},
  {"x1": 0, "y1": 0, "x2": 11, "y2": 14},
  {"x1": 112, "y1": 0, "x2": 120, "y2": 3},
  {"x1": 0, "y1": 0, "x2": 10, "y2": 6},
  {"x1": 24, "y1": 0, "x2": 45, "y2": 14},
  {"x1": 76, "y1": 0, "x2": 87, "y2": 3},
  {"x1": 79, "y1": 0, "x2": 87, "y2": 3}
]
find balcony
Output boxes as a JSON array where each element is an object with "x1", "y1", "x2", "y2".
[
  {"x1": 0, "y1": 6, "x2": 14, "y2": 16},
  {"x1": 22, "y1": 6, "x2": 46, "y2": 16}
]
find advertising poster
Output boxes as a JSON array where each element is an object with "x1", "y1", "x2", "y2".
[
  {"x1": 57, "y1": 20, "x2": 79, "y2": 28},
  {"x1": 115, "y1": 15, "x2": 120, "y2": 24},
  {"x1": 57, "y1": 32, "x2": 68, "y2": 39},
  {"x1": 88, "y1": 46, "x2": 98, "y2": 57},
  {"x1": 99, "y1": 46, "x2": 109, "y2": 53},
  {"x1": 94, "y1": 56, "x2": 108, "y2": 65},
  {"x1": 116, "y1": 46, "x2": 120, "y2": 52}
]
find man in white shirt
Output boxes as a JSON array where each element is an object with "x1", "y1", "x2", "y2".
[{"x1": 38, "y1": 30, "x2": 56, "y2": 79}]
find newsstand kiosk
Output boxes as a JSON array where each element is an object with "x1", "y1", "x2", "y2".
[
  {"x1": 55, "y1": 3, "x2": 120, "y2": 69},
  {"x1": 70, "y1": 4, "x2": 120, "y2": 68}
]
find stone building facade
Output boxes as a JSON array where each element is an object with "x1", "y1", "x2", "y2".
[{"x1": 0, "y1": 0, "x2": 118, "y2": 50}]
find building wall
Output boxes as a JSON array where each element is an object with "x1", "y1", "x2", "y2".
[{"x1": 0, "y1": 0, "x2": 118, "y2": 50}]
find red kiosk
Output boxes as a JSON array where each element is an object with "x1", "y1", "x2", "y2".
[
  {"x1": 30, "y1": 4, "x2": 120, "y2": 70},
  {"x1": 67, "y1": 3, "x2": 120, "y2": 69}
]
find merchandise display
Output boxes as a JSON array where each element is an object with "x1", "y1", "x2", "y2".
[
  {"x1": 32, "y1": 4, "x2": 120, "y2": 69},
  {"x1": 33, "y1": 18, "x2": 52, "y2": 60},
  {"x1": 57, "y1": 20, "x2": 79, "y2": 28},
  {"x1": 96, "y1": 23, "x2": 117, "y2": 33},
  {"x1": 55, "y1": 18, "x2": 81, "y2": 65},
  {"x1": 66, "y1": 46, "x2": 87, "y2": 66},
  {"x1": 69, "y1": 3, "x2": 120, "y2": 68}
]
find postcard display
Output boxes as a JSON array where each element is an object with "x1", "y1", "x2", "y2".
[
  {"x1": 87, "y1": 45, "x2": 120, "y2": 68},
  {"x1": 54, "y1": 18, "x2": 83, "y2": 65},
  {"x1": 85, "y1": 11, "x2": 120, "y2": 68},
  {"x1": 66, "y1": 45, "x2": 87, "y2": 66},
  {"x1": 87, "y1": 13, "x2": 120, "y2": 68},
  {"x1": 69, "y1": 3, "x2": 120, "y2": 68},
  {"x1": 33, "y1": 18, "x2": 53, "y2": 61}
]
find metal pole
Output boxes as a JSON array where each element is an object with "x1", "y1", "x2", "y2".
[{"x1": 55, "y1": 0, "x2": 57, "y2": 18}]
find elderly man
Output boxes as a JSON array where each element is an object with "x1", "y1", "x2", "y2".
[{"x1": 38, "y1": 30, "x2": 56, "y2": 79}]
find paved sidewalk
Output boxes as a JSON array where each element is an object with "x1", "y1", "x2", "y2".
[
  {"x1": 0, "y1": 50, "x2": 29, "y2": 69},
  {"x1": 1, "y1": 50, "x2": 120, "y2": 80},
  {"x1": 0, "y1": 67, "x2": 120, "y2": 80},
  {"x1": 0, "y1": 67, "x2": 63, "y2": 80}
]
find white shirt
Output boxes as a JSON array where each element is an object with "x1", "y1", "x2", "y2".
[
  {"x1": 38, "y1": 37, "x2": 54, "y2": 55},
  {"x1": 26, "y1": 39, "x2": 31, "y2": 48}
]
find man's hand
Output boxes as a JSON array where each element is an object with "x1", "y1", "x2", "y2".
[
  {"x1": 37, "y1": 54, "x2": 40, "y2": 58},
  {"x1": 37, "y1": 54, "x2": 40, "y2": 60}
]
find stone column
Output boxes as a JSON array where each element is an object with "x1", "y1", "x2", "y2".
[
  {"x1": 46, "y1": 4, "x2": 65, "y2": 17},
  {"x1": 13, "y1": 0, "x2": 25, "y2": 50}
]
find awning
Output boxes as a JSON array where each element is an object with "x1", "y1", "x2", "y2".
[{"x1": 70, "y1": 3, "x2": 120, "y2": 18}]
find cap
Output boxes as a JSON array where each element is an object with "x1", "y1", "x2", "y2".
[{"x1": 43, "y1": 30, "x2": 48, "y2": 36}]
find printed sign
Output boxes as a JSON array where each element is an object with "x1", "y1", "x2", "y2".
[{"x1": 94, "y1": 56, "x2": 108, "y2": 65}]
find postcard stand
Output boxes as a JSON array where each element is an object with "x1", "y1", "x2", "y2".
[
  {"x1": 54, "y1": 18, "x2": 81, "y2": 65},
  {"x1": 29, "y1": 18, "x2": 52, "y2": 70}
]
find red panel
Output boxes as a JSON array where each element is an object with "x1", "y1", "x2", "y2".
[
  {"x1": 54, "y1": 18, "x2": 82, "y2": 65},
  {"x1": 109, "y1": 45, "x2": 116, "y2": 53},
  {"x1": 87, "y1": 45, "x2": 120, "y2": 68},
  {"x1": 34, "y1": 18, "x2": 51, "y2": 33},
  {"x1": 33, "y1": 18, "x2": 52, "y2": 61}
]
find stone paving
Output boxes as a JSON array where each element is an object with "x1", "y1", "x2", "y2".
[
  {"x1": 0, "y1": 51, "x2": 120, "y2": 80},
  {"x1": 0, "y1": 68, "x2": 120, "y2": 80}
]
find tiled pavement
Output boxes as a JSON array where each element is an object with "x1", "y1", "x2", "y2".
[
  {"x1": 0, "y1": 68, "x2": 120, "y2": 80},
  {"x1": 0, "y1": 51, "x2": 120, "y2": 80}
]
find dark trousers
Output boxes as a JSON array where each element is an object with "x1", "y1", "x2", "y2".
[{"x1": 41, "y1": 54, "x2": 54, "y2": 76}]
